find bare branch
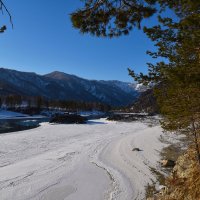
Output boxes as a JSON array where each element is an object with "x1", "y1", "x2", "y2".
[{"x1": 0, "y1": 0, "x2": 13, "y2": 28}]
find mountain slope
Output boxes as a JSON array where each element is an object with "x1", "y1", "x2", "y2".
[
  {"x1": 129, "y1": 88, "x2": 159, "y2": 114},
  {"x1": 0, "y1": 68, "x2": 138, "y2": 106}
]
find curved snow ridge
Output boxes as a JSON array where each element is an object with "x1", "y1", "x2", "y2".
[
  {"x1": 89, "y1": 135, "x2": 133, "y2": 200},
  {"x1": 91, "y1": 125, "x2": 164, "y2": 200},
  {"x1": 90, "y1": 161, "x2": 120, "y2": 200}
]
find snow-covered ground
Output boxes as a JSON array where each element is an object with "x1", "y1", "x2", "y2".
[{"x1": 0, "y1": 118, "x2": 165, "y2": 200}]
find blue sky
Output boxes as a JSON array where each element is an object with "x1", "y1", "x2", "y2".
[{"x1": 0, "y1": 0, "x2": 159, "y2": 82}]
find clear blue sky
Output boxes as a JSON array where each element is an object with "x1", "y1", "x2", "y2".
[{"x1": 0, "y1": 0, "x2": 159, "y2": 82}]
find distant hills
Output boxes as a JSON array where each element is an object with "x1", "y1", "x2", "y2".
[{"x1": 0, "y1": 68, "x2": 139, "y2": 106}]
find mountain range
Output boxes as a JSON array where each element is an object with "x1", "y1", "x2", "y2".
[{"x1": 0, "y1": 68, "x2": 139, "y2": 106}]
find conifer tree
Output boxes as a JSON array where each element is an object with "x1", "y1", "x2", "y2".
[
  {"x1": 128, "y1": 1, "x2": 200, "y2": 164},
  {"x1": 71, "y1": 0, "x2": 200, "y2": 163}
]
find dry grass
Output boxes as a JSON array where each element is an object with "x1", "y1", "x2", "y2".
[{"x1": 159, "y1": 147, "x2": 200, "y2": 200}]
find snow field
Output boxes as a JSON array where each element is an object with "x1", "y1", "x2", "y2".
[{"x1": 0, "y1": 118, "x2": 165, "y2": 200}]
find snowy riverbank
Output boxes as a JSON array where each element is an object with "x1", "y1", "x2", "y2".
[{"x1": 0, "y1": 118, "x2": 166, "y2": 200}]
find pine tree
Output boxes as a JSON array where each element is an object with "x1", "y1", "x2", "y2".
[
  {"x1": 129, "y1": 1, "x2": 200, "y2": 164},
  {"x1": 72, "y1": 0, "x2": 200, "y2": 163}
]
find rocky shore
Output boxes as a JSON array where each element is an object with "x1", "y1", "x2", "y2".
[{"x1": 147, "y1": 133, "x2": 200, "y2": 200}]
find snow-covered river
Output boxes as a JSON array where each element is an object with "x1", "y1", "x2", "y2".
[{"x1": 0, "y1": 118, "x2": 164, "y2": 200}]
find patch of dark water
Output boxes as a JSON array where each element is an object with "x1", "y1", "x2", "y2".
[{"x1": 0, "y1": 118, "x2": 49, "y2": 134}]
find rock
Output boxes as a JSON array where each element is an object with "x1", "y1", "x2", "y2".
[
  {"x1": 158, "y1": 186, "x2": 168, "y2": 195},
  {"x1": 160, "y1": 159, "x2": 175, "y2": 167},
  {"x1": 132, "y1": 148, "x2": 142, "y2": 151},
  {"x1": 50, "y1": 113, "x2": 87, "y2": 124},
  {"x1": 158, "y1": 185, "x2": 166, "y2": 190}
]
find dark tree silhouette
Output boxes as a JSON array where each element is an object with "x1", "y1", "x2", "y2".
[{"x1": 0, "y1": 0, "x2": 13, "y2": 33}]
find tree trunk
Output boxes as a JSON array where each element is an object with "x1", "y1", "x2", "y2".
[{"x1": 192, "y1": 121, "x2": 200, "y2": 166}]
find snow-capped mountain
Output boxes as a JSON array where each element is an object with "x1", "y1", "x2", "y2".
[{"x1": 0, "y1": 68, "x2": 139, "y2": 106}]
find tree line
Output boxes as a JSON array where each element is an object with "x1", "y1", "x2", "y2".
[{"x1": 0, "y1": 95, "x2": 111, "y2": 112}]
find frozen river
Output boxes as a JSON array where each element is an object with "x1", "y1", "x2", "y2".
[{"x1": 0, "y1": 118, "x2": 164, "y2": 200}]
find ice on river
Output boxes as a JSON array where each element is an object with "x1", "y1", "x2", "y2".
[{"x1": 0, "y1": 118, "x2": 165, "y2": 200}]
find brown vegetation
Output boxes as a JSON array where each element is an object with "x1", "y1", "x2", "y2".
[{"x1": 154, "y1": 146, "x2": 200, "y2": 200}]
